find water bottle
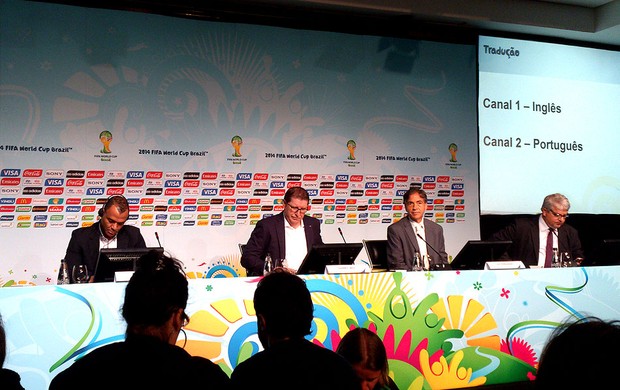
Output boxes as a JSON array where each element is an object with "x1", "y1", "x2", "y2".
[
  {"x1": 57, "y1": 259, "x2": 71, "y2": 285},
  {"x1": 263, "y1": 253, "x2": 273, "y2": 275}
]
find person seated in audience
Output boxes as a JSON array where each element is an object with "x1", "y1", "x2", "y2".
[
  {"x1": 0, "y1": 313, "x2": 25, "y2": 390},
  {"x1": 49, "y1": 250, "x2": 231, "y2": 389},
  {"x1": 490, "y1": 193, "x2": 584, "y2": 267},
  {"x1": 230, "y1": 268, "x2": 359, "y2": 389},
  {"x1": 536, "y1": 316, "x2": 620, "y2": 389},
  {"x1": 63, "y1": 195, "x2": 146, "y2": 282},
  {"x1": 336, "y1": 327, "x2": 399, "y2": 390}
]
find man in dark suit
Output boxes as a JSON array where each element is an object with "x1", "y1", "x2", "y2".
[
  {"x1": 490, "y1": 193, "x2": 584, "y2": 267},
  {"x1": 63, "y1": 195, "x2": 146, "y2": 282},
  {"x1": 241, "y1": 187, "x2": 323, "y2": 276},
  {"x1": 387, "y1": 188, "x2": 449, "y2": 271}
]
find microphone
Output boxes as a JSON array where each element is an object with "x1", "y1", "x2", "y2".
[
  {"x1": 415, "y1": 232, "x2": 447, "y2": 269},
  {"x1": 155, "y1": 232, "x2": 162, "y2": 248},
  {"x1": 338, "y1": 227, "x2": 347, "y2": 243}
]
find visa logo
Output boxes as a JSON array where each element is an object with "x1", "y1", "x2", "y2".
[
  {"x1": 451, "y1": 183, "x2": 464, "y2": 190},
  {"x1": 45, "y1": 178, "x2": 64, "y2": 186},
  {"x1": 307, "y1": 189, "x2": 318, "y2": 197},
  {"x1": 270, "y1": 181, "x2": 285, "y2": 188},
  {"x1": 236, "y1": 172, "x2": 252, "y2": 180},
  {"x1": 202, "y1": 189, "x2": 218, "y2": 196},
  {"x1": 86, "y1": 188, "x2": 104, "y2": 195},
  {"x1": 335, "y1": 175, "x2": 349, "y2": 181},
  {"x1": 1, "y1": 169, "x2": 20, "y2": 177},
  {"x1": 165, "y1": 180, "x2": 182, "y2": 187},
  {"x1": 127, "y1": 171, "x2": 144, "y2": 178}
]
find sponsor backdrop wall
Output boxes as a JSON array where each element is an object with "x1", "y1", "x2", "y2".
[{"x1": 0, "y1": 0, "x2": 478, "y2": 285}]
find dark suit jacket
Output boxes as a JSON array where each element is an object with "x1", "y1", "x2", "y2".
[
  {"x1": 64, "y1": 221, "x2": 146, "y2": 280},
  {"x1": 241, "y1": 213, "x2": 323, "y2": 276},
  {"x1": 387, "y1": 217, "x2": 448, "y2": 270},
  {"x1": 490, "y1": 216, "x2": 584, "y2": 267}
]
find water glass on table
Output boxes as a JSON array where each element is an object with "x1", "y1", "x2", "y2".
[{"x1": 72, "y1": 265, "x2": 90, "y2": 283}]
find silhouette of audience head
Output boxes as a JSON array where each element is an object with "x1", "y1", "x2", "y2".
[
  {"x1": 536, "y1": 316, "x2": 620, "y2": 389},
  {"x1": 337, "y1": 327, "x2": 394, "y2": 390},
  {"x1": 253, "y1": 268, "x2": 313, "y2": 348},
  {"x1": 122, "y1": 250, "x2": 190, "y2": 342}
]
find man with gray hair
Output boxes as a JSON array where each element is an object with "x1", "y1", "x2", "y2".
[{"x1": 490, "y1": 193, "x2": 584, "y2": 267}]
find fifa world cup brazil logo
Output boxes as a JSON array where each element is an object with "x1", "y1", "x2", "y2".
[
  {"x1": 99, "y1": 130, "x2": 113, "y2": 154},
  {"x1": 231, "y1": 135, "x2": 243, "y2": 157},
  {"x1": 449, "y1": 143, "x2": 458, "y2": 162},
  {"x1": 347, "y1": 139, "x2": 357, "y2": 160}
]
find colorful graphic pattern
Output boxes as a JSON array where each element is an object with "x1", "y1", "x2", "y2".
[{"x1": 2, "y1": 266, "x2": 619, "y2": 389}]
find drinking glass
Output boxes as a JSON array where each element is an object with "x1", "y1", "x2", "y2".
[
  {"x1": 412, "y1": 252, "x2": 423, "y2": 271},
  {"x1": 273, "y1": 258, "x2": 288, "y2": 269},
  {"x1": 72, "y1": 265, "x2": 90, "y2": 284}
]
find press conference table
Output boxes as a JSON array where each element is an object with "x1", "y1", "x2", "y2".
[{"x1": 2, "y1": 266, "x2": 619, "y2": 390}]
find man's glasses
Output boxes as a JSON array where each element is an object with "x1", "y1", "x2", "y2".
[
  {"x1": 287, "y1": 204, "x2": 308, "y2": 214},
  {"x1": 546, "y1": 208, "x2": 569, "y2": 219}
]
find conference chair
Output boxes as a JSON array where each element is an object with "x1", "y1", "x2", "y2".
[{"x1": 362, "y1": 239, "x2": 389, "y2": 272}]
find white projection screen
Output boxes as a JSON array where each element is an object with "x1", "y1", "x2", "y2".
[{"x1": 478, "y1": 35, "x2": 620, "y2": 215}]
